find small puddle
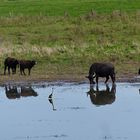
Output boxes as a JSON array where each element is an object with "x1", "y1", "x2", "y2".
[{"x1": 0, "y1": 82, "x2": 139, "y2": 140}]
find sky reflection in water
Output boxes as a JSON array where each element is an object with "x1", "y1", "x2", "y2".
[{"x1": 0, "y1": 82, "x2": 140, "y2": 140}]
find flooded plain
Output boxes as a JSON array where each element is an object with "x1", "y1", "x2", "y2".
[{"x1": 0, "y1": 82, "x2": 140, "y2": 140}]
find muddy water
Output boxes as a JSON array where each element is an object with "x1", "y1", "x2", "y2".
[{"x1": 0, "y1": 82, "x2": 140, "y2": 140}]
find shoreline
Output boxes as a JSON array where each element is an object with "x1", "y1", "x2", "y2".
[{"x1": 0, "y1": 74, "x2": 140, "y2": 86}]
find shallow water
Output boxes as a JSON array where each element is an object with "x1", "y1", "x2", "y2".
[{"x1": 0, "y1": 82, "x2": 140, "y2": 140}]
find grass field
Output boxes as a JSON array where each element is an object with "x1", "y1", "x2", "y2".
[
  {"x1": 0, "y1": 0, "x2": 140, "y2": 16},
  {"x1": 0, "y1": 0, "x2": 140, "y2": 82}
]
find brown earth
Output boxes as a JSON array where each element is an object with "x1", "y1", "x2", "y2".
[{"x1": 0, "y1": 72, "x2": 140, "y2": 86}]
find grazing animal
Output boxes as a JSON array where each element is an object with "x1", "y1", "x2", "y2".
[
  {"x1": 19, "y1": 60, "x2": 37, "y2": 75},
  {"x1": 87, "y1": 84, "x2": 116, "y2": 106},
  {"x1": 86, "y1": 62, "x2": 115, "y2": 84},
  {"x1": 4, "y1": 57, "x2": 19, "y2": 75},
  {"x1": 138, "y1": 69, "x2": 140, "y2": 75}
]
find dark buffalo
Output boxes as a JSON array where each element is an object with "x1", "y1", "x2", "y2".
[
  {"x1": 19, "y1": 60, "x2": 37, "y2": 75},
  {"x1": 4, "y1": 57, "x2": 19, "y2": 75},
  {"x1": 87, "y1": 84, "x2": 116, "y2": 106},
  {"x1": 86, "y1": 63, "x2": 115, "y2": 84}
]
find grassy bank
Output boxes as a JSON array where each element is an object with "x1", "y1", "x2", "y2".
[{"x1": 0, "y1": 0, "x2": 140, "y2": 81}]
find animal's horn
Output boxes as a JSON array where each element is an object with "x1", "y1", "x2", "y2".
[{"x1": 92, "y1": 73, "x2": 96, "y2": 78}]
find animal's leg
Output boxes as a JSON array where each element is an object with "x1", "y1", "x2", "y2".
[
  {"x1": 20, "y1": 67, "x2": 22, "y2": 75},
  {"x1": 105, "y1": 76, "x2": 109, "y2": 83},
  {"x1": 28, "y1": 68, "x2": 31, "y2": 75},
  {"x1": 4, "y1": 65, "x2": 7, "y2": 75},
  {"x1": 111, "y1": 74, "x2": 115, "y2": 83},
  {"x1": 105, "y1": 84, "x2": 110, "y2": 92},
  {"x1": 111, "y1": 83, "x2": 116, "y2": 93},
  {"x1": 96, "y1": 84, "x2": 99, "y2": 91},
  {"x1": 12, "y1": 69, "x2": 14, "y2": 74},
  {"x1": 11, "y1": 68, "x2": 14, "y2": 75},
  {"x1": 96, "y1": 76, "x2": 98, "y2": 85},
  {"x1": 23, "y1": 69, "x2": 26, "y2": 75},
  {"x1": 8, "y1": 67, "x2": 10, "y2": 75},
  {"x1": 14, "y1": 67, "x2": 17, "y2": 74}
]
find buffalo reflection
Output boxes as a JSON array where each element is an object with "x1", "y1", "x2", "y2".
[
  {"x1": 20, "y1": 86, "x2": 38, "y2": 97},
  {"x1": 5, "y1": 86, "x2": 20, "y2": 99},
  {"x1": 5, "y1": 85, "x2": 38, "y2": 99},
  {"x1": 87, "y1": 84, "x2": 116, "y2": 106}
]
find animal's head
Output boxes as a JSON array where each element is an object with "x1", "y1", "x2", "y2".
[
  {"x1": 32, "y1": 60, "x2": 37, "y2": 66},
  {"x1": 86, "y1": 75, "x2": 95, "y2": 85}
]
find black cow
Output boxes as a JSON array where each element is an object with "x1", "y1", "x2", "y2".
[
  {"x1": 86, "y1": 63, "x2": 115, "y2": 84},
  {"x1": 4, "y1": 57, "x2": 19, "y2": 75},
  {"x1": 87, "y1": 84, "x2": 116, "y2": 106},
  {"x1": 138, "y1": 69, "x2": 140, "y2": 75},
  {"x1": 19, "y1": 60, "x2": 37, "y2": 75}
]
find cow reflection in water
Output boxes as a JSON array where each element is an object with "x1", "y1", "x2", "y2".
[
  {"x1": 20, "y1": 86, "x2": 38, "y2": 97},
  {"x1": 5, "y1": 85, "x2": 38, "y2": 99},
  {"x1": 5, "y1": 86, "x2": 20, "y2": 99},
  {"x1": 87, "y1": 84, "x2": 116, "y2": 106}
]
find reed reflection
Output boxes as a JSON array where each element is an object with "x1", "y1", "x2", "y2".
[
  {"x1": 87, "y1": 84, "x2": 116, "y2": 106},
  {"x1": 5, "y1": 85, "x2": 38, "y2": 99}
]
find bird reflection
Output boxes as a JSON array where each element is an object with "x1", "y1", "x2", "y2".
[
  {"x1": 5, "y1": 85, "x2": 38, "y2": 99},
  {"x1": 87, "y1": 84, "x2": 116, "y2": 106},
  {"x1": 48, "y1": 88, "x2": 57, "y2": 111}
]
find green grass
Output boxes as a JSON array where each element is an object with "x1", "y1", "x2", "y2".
[
  {"x1": 0, "y1": 0, "x2": 140, "y2": 16},
  {"x1": 0, "y1": 0, "x2": 140, "y2": 81}
]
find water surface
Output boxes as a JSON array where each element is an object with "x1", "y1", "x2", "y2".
[{"x1": 0, "y1": 82, "x2": 140, "y2": 140}]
